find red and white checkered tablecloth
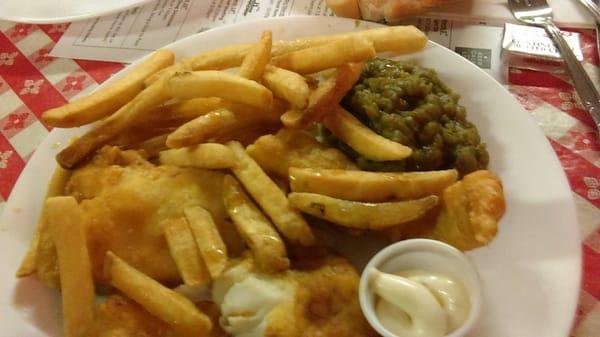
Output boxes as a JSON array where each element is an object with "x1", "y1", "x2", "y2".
[{"x1": 0, "y1": 20, "x2": 598, "y2": 336}]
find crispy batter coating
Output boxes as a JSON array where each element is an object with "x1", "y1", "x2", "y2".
[
  {"x1": 270, "y1": 255, "x2": 378, "y2": 337},
  {"x1": 216, "y1": 254, "x2": 377, "y2": 337},
  {"x1": 85, "y1": 295, "x2": 178, "y2": 337},
  {"x1": 65, "y1": 146, "x2": 227, "y2": 285},
  {"x1": 246, "y1": 128, "x2": 356, "y2": 178},
  {"x1": 394, "y1": 170, "x2": 505, "y2": 251},
  {"x1": 85, "y1": 296, "x2": 226, "y2": 337}
]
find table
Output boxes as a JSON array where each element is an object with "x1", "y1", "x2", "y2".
[{"x1": 0, "y1": 20, "x2": 598, "y2": 336}]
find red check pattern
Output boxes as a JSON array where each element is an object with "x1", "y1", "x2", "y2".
[{"x1": 0, "y1": 21, "x2": 598, "y2": 336}]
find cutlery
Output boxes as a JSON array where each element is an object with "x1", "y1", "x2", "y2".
[
  {"x1": 509, "y1": 0, "x2": 600, "y2": 137},
  {"x1": 575, "y1": 0, "x2": 600, "y2": 21},
  {"x1": 596, "y1": 0, "x2": 600, "y2": 57},
  {"x1": 573, "y1": 0, "x2": 600, "y2": 56}
]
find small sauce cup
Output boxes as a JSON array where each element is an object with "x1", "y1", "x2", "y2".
[{"x1": 359, "y1": 239, "x2": 482, "y2": 337}]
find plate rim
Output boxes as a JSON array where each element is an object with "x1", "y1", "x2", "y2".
[{"x1": 0, "y1": 0, "x2": 154, "y2": 24}]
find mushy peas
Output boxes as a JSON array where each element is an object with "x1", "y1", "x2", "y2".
[{"x1": 340, "y1": 58, "x2": 488, "y2": 175}]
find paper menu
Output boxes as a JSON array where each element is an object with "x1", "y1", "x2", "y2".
[
  {"x1": 50, "y1": 0, "x2": 594, "y2": 65},
  {"x1": 406, "y1": 17, "x2": 506, "y2": 82},
  {"x1": 50, "y1": 0, "x2": 335, "y2": 63}
]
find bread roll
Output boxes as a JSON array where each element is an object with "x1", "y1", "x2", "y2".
[
  {"x1": 328, "y1": 0, "x2": 459, "y2": 23},
  {"x1": 326, "y1": 0, "x2": 362, "y2": 19}
]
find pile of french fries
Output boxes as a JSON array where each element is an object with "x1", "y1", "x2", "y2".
[{"x1": 16, "y1": 26, "x2": 476, "y2": 337}]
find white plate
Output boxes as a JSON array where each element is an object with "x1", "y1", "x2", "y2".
[
  {"x1": 0, "y1": 16, "x2": 580, "y2": 337},
  {"x1": 0, "y1": 0, "x2": 153, "y2": 24}
]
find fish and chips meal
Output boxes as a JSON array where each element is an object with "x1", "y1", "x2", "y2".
[{"x1": 15, "y1": 25, "x2": 505, "y2": 337}]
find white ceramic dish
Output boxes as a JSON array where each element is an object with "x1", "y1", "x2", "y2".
[
  {"x1": 0, "y1": 0, "x2": 153, "y2": 24},
  {"x1": 359, "y1": 239, "x2": 482, "y2": 337},
  {"x1": 0, "y1": 16, "x2": 580, "y2": 337}
]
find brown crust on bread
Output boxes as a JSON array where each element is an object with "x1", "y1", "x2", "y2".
[
  {"x1": 357, "y1": 0, "x2": 460, "y2": 23},
  {"x1": 385, "y1": 0, "x2": 448, "y2": 22}
]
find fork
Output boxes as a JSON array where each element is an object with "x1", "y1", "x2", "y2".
[
  {"x1": 573, "y1": 0, "x2": 600, "y2": 58},
  {"x1": 509, "y1": 0, "x2": 600, "y2": 137}
]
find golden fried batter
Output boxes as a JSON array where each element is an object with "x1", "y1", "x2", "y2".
[
  {"x1": 273, "y1": 255, "x2": 378, "y2": 337},
  {"x1": 394, "y1": 170, "x2": 505, "y2": 251},
  {"x1": 246, "y1": 128, "x2": 356, "y2": 178},
  {"x1": 66, "y1": 146, "x2": 227, "y2": 285},
  {"x1": 214, "y1": 254, "x2": 377, "y2": 337},
  {"x1": 85, "y1": 296, "x2": 226, "y2": 337},
  {"x1": 85, "y1": 295, "x2": 178, "y2": 337}
]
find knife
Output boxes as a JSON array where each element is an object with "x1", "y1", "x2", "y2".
[
  {"x1": 596, "y1": 23, "x2": 600, "y2": 59},
  {"x1": 595, "y1": 0, "x2": 600, "y2": 56}
]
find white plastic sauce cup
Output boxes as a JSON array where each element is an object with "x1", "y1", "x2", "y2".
[{"x1": 359, "y1": 239, "x2": 482, "y2": 337}]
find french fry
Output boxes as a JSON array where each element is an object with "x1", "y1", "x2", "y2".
[
  {"x1": 217, "y1": 122, "x2": 281, "y2": 147},
  {"x1": 159, "y1": 143, "x2": 236, "y2": 169},
  {"x1": 262, "y1": 65, "x2": 310, "y2": 108},
  {"x1": 57, "y1": 63, "x2": 187, "y2": 169},
  {"x1": 355, "y1": 24, "x2": 427, "y2": 53},
  {"x1": 166, "y1": 71, "x2": 273, "y2": 109},
  {"x1": 322, "y1": 106, "x2": 413, "y2": 161},
  {"x1": 145, "y1": 26, "x2": 426, "y2": 87},
  {"x1": 111, "y1": 125, "x2": 174, "y2": 150},
  {"x1": 184, "y1": 206, "x2": 228, "y2": 278},
  {"x1": 272, "y1": 36, "x2": 374, "y2": 74},
  {"x1": 46, "y1": 196, "x2": 95, "y2": 337},
  {"x1": 17, "y1": 166, "x2": 71, "y2": 278},
  {"x1": 34, "y1": 222, "x2": 61, "y2": 289},
  {"x1": 289, "y1": 167, "x2": 459, "y2": 202},
  {"x1": 207, "y1": 26, "x2": 425, "y2": 67},
  {"x1": 124, "y1": 134, "x2": 169, "y2": 158},
  {"x1": 164, "y1": 217, "x2": 210, "y2": 287},
  {"x1": 142, "y1": 97, "x2": 283, "y2": 130},
  {"x1": 227, "y1": 141, "x2": 315, "y2": 246},
  {"x1": 239, "y1": 30, "x2": 272, "y2": 80},
  {"x1": 279, "y1": 109, "x2": 304, "y2": 128},
  {"x1": 288, "y1": 192, "x2": 439, "y2": 229},
  {"x1": 166, "y1": 108, "x2": 280, "y2": 148},
  {"x1": 246, "y1": 128, "x2": 356, "y2": 178},
  {"x1": 271, "y1": 25, "x2": 427, "y2": 56},
  {"x1": 104, "y1": 251, "x2": 213, "y2": 337},
  {"x1": 281, "y1": 62, "x2": 364, "y2": 128},
  {"x1": 280, "y1": 75, "x2": 333, "y2": 127},
  {"x1": 222, "y1": 175, "x2": 289, "y2": 272},
  {"x1": 143, "y1": 58, "x2": 195, "y2": 87},
  {"x1": 188, "y1": 44, "x2": 253, "y2": 70},
  {"x1": 217, "y1": 219, "x2": 247, "y2": 257},
  {"x1": 144, "y1": 45, "x2": 252, "y2": 87},
  {"x1": 43, "y1": 49, "x2": 174, "y2": 127},
  {"x1": 146, "y1": 97, "x2": 227, "y2": 125}
]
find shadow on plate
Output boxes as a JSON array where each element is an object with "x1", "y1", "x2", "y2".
[{"x1": 13, "y1": 276, "x2": 61, "y2": 336}]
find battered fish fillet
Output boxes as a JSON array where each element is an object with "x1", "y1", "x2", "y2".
[
  {"x1": 65, "y1": 146, "x2": 228, "y2": 285},
  {"x1": 85, "y1": 295, "x2": 178, "y2": 337},
  {"x1": 213, "y1": 254, "x2": 377, "y2": 337},
  {"x1": 85, "y1": 295, "x2": 227, "y2": 337},
  {"x1": 392, "y1": 170, "x2": 505, "y2": 251},
  {"x1": 246, "y1": 128, "x2": 357, "y2": 178}
]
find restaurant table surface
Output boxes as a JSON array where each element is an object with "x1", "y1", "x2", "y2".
[{"x1": 0, "y1": 20, "x2": 598, "y2": 336}]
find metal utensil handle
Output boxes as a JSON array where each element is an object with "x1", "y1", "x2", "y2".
[
  {"x1": 577, "y1": 0, "x2": 600, "y2": 22},
  {"x1": 543, "y1": 22, "x2": 600, "y2": 131}
]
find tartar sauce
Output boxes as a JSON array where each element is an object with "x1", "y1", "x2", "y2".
[{"x1": 371, "y1": 269, "x2": 470, "y2": 337}]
